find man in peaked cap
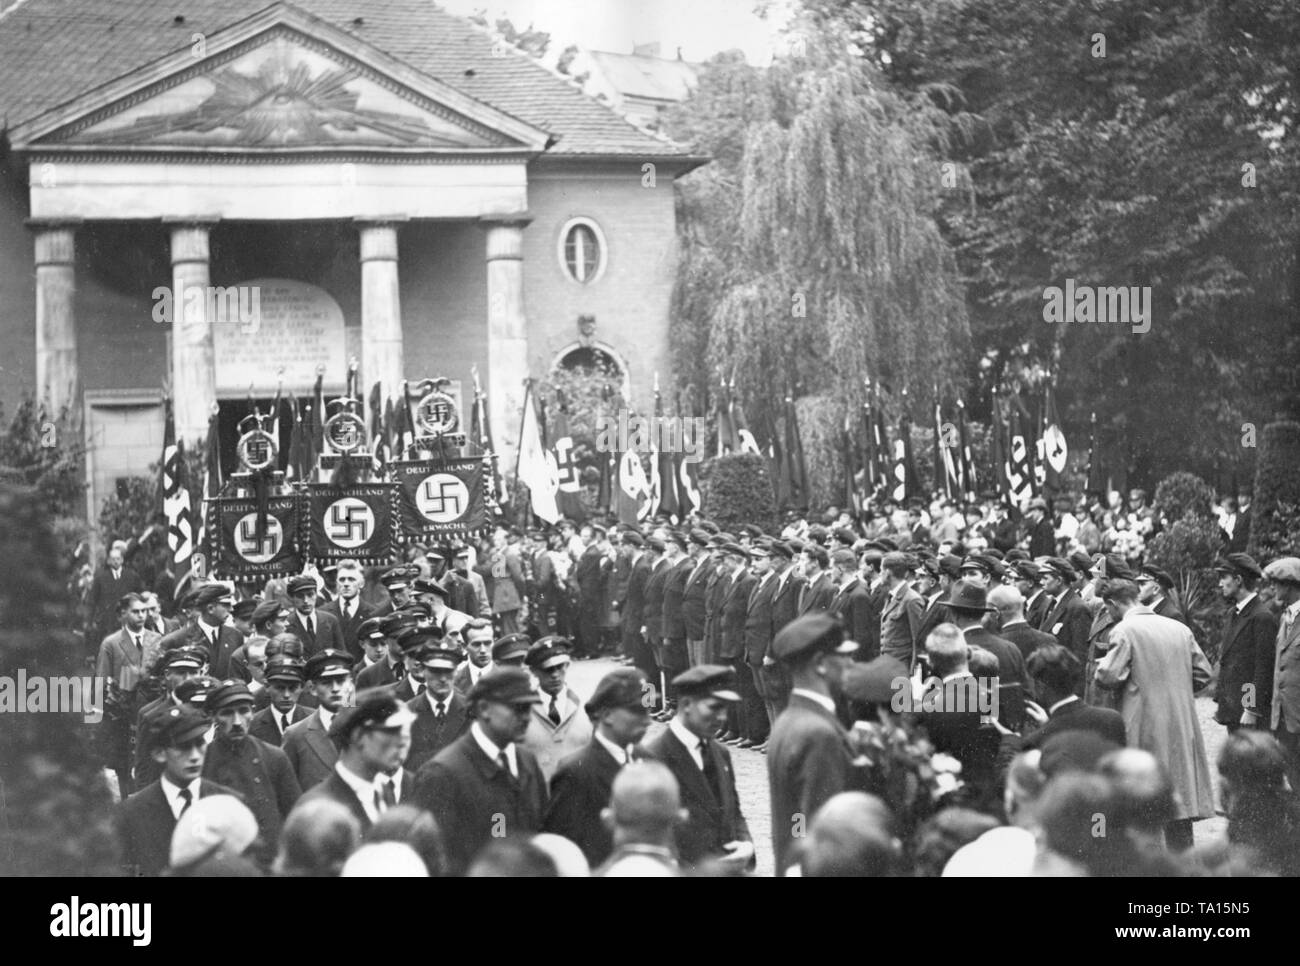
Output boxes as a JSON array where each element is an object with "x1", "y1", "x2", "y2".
[
  {"x1": 545, "y1": 667, "x2": 654, "y2": 866},
  {"x1": 201, "y1": 680, "x2": 301, "y2": 861},
  {"x1": 644, "y1": 665, "x2": 753, "y2": 871},
  {"x1": 682, "y1": 529, "x2": 715, "y2": 670},
  {"x1": 156, "y1": 582, "x2": 243, "y2": 680},
  {"x1": 739, "y1": 539, "x2": 780, "y2": 748},
  {"x1": 491, "y1": 632, "x2": 531, "y2": 668},
  {"x1": 767, "y1": 612, "x2": 863, "y2": 874},
  {"x1": 1040, "y1": 557, "x2": 1093, "y2": 671},
  {"x1": 1213, "y1": 553, "x2": 1277, "y2": 733},
  {"x1": 375, "y1": 564, "x2": 417, "y2": 615},
  {"x1": 660, "y1": 531, "x2": 695, "y2": 696},
  {"x1": 1264, "y1": 557, "x2": 1300, "y2": 791},
  {"x1": 522, "y1": 637, "x2": 593, "y2": 781},
  {"x1": 413, "y1": 667, "x2": 548, "y2": 876},
  {"x1": 355, "y1": 611, "x2": 414, "y2": 690},
  {"x1": 250, "y1": 657, "x2": 311, "y2": 746},
  {"x1": 878, "y1": 550, "x2": 924, "y2": 667},
  {"x1": 1011, "y1": 559, "x2": 1051, "y2": 630},
  {"x1": 118, "y1": 705, "x2": 241, "y2": 876},
  {"x1": 299, "y1": 686, "x2": 417, "y2": 834},
  {"x1": 282, "y1": 650, "x2": 353, "y2": 791},
  {"x1": 286, "y1": 574, "x2": 345, "y2": 659},
  {"x1": 132, "y1": 645, "x2": 208, "y2": 787},
  {"x1": 405, "y1": 646, "x2": 471, "y2": 771},
  {"x1": 828, "y1": 548, "x2": 876, "y2": 659},
  {"x1": 641, "y1": 534, "x2": 672, "y2": 712},
  {"x1": 1139, "y1": 564, "x2": 1186, "y2": 625},
  {"x1": 230, "y1": 597, "x2": 260, "y2": 641},
  {"x1": 620, "y1": 529, "x2": 654, "y2": 680}
]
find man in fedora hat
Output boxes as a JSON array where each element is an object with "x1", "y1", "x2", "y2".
[
  {"x1": 942, "y1": 579, "x2": 1029, "y2": 731},
  {"x1": 1213, "y1": 554, "x2": 1277, "y2": 733}
]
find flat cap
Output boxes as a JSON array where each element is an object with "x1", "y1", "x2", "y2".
[
  {"x1": 206, "y1": 679, "x2": 254, "y2": 712},
  {"x1": 665, "y1": 531, "x2": 689, "y2": 551},
  {"x1": 738, "y1": 524, "x2": 763, "y2": 539},
  {"x1": 622, "y1": 530, "x2": 644, "y2": 548},
  {"x1": 1043, "y1": 557, "x2": 1077, "y2": 581},
  {"x1": 1010, "y1": 559, "x2": 1042, "y2": 581},
  {"x1": 1098, "y1": 554, "x2": 1137, "y2": 581},
  {"x1": 525, "y1": 637, "x2": 572, "y2": 671},
  {"x1": 771, "y1": 612, "x2": 859, "y2": 662},
  {"x1": 843, "y1": 655, "x2": 910, "y2": 705},
  {"x1": 193, "y1": 583, "x2": 235, "y2": 608},
  {"x1": 1004, "y1": 549, "x2": 1031, "y2": 563},
  {"x1": 722, "y1": 542, "x2": 749, "y2": 560},
  {"x1": 767, "y1": 539, "x2": 793, "y2": 560},
  {"x1": 1214, "y1": 553, "x2": 1263, "y2": 581},
  {"x1": 492, "y1": 633, "x2": 532, "y2": 663},
  {"x1": 469, "y1": 667, "x2": 545, "y2": 706},
  {"x1": 585, "y1": 668, "x2": 649, "y2": 717},
  {"x1": 146, "y1": 705, "x2": 210, "y2": 749},
  {"x1": 1140, "y1": 565, "x2": 1175, "y2": 589},
  {"x1": 937, "y1": 553, "x2": 964, "y2": 578},
  {"x1": 286, "y1": 575, "x2": 318, "y2": 597},
  {"x1": 252, "y1": 599, "x2": 290, "y2": 626},
  {"x1": 671, "y1": 665, "x2": 741, "y2": 702},
  {"x1": 231, "y1": 598, "x2": 260, "y2": 621},
  {"x1": 645, "y1": 535, "x2": 666, "y2": 553},
  {"x1": 689, "y1": 528, "x2": 711, "y2": 549},
  {"x1": 304, "y1": 649, "x2": 353, "y2": 680},
  {"x1": 329, "y1": 686, "x2": 417, "y2": 742},
  {"x1": 1264, "y1": 556, "x2": 1300, "y2": 585},
  {"x1": 832, "y1": 527, "x2": 858, "y2": 545},
  {"x1": 1068, "y1": 550, "x2": 1095, "y2": 577}
]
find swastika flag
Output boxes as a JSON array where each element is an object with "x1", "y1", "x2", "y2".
[
  {"x1": 211, "y1": 496, "x2": 303, "y2": 578},
  {"x1": 393, "y1": 457, "x2": 487, "y2": 539},
  {"x1": 307, "y1": 484, "x2": 396, "y2": 564}
]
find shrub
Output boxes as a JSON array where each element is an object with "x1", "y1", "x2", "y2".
[
  {"x1": 1153, "y1": 471, "x2": 1216, "y2": 524},
  {"x1": 701, "y1": 452, "x2": 777, "y2": 533},
  {"x1": 0, "y1": 397, "x2": 85, "y2": 520},
  {"x1": 1249, "y1": 421, "x2": 1300, "y2": 559},
  {"x1": 1146, "y1": 515, "x2": 1230, "y2": 661}
]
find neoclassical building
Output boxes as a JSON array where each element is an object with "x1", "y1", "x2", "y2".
[{"x1": 0, "y1": 0, "x2": 703, "y2": 518}]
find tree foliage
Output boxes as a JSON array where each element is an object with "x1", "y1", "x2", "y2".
[
  {"x1": 1248, "y1": 420, "x2": 1300, "y2": 559},
  {"x1": 702, "y1": 453, "x2": 778, "y2": 533}
]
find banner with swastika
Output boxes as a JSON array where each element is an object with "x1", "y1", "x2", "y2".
[
  {"x1": 210, "y1": 496, "x2": 303, "y2": 578},
  {"x1": 307, "y1": 484, "x2": 396, "y2": 564},
  {"x1": 393, "y1": 457, "x2": 487, "y2": 539}
]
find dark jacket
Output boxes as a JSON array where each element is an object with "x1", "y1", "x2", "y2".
[
  {"x1": 744, "y1": 572, "x2": 780, "y2": 665},
  {"x1": 1023, "y1": 697, "x2": 1126, "y2": 748},
  {"x1": 830, "y1": 578, "x2": 877, "y2": 659},
  {"x1": 622, "y1": 554, "x2": 652, "y2": 648},
  {"x1": 201, "y1": 733, "x2": 301, "y2": 853},
  {"x1": 914, "y1": 594, "x2": 952, "y2": 656},
  {"x1": 681, "y1": 557, "x2": 712, "y2": 640},
  {"x1": 767, "y1": 692, "x2": 862, "y2": 874},
  {"x1": 413, "y1": 730, "x2": 548, "y2": 876},
  {"x1": 319, "y1": 596, "x2": 376, "y2": 663},
  {"x1": 88, "y1": 565, "x2": 145, "y2": 645},
  {"x1": 719, "y1": 570, "x2": 756, "y2": 661},
  {"x1": 287, "y1": 608, "x2": 345, "y2": 659},
  {"x1": 703, "y1": 568, "x2": 726, "y2": 663},
  {"x1": 544, "y1": 738, "x2": 646, "y2": 866},
  {"x1": 771, "y1": 569, "x2": 805, "y2": 640},
  {"x1": 661, "y1": 557, "x2": 693, "y2": 641},
  {"x1": 960, "y1": 625, "x2": 1030, "y2": 731},
  {"x1": 405, "y1": 690, "x2": 471, "y2": 771},
  {"x1": 249, "y1": 704, "x2": 310, "y2": 747},
  {"x1": 156, "y1": 619, "x2": 242, "y2": 679},
  {"x1": 281, "y1": 708, "x2": 338, "y2": 791},
  {"x1": 797, "y1": 571, "x2": 835, "y2": 616},
  {"x1": 999, "y1": 620, "x2": 1058, "y2": 663},
  {"x1": 356, "y1": 658, "x2": 402, "y2": 690},
  {"x1": 1214, "y1": 594, "x2": 1278, "y2": 725},
  {"x1": 642, "y1": 558, "x2": 670, "y2": 643},
  {"x1": 117, "y1": 778, "x2": 241, "y2": 876},
  {"x1": 644, "y1": 726, "x2": 750, "y2": 869},
  {"x1": 1041, "y1": 588, "x2": 1093, "y2": 664}
]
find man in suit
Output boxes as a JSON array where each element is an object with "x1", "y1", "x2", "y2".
[
  {"x1": 298, "y1": 686, "x2": 418, "y2": 835},
  {"x1": 644, "y1": 665, "x2": 753, "y2": 871},
  {"x1": 989, "y1": 584, "x2": 1057, "y2": 662},
  {"x1": 878, "y1": 551, "x2": 924, "y2": 667},
  {"x1": 545, "y1": 667, "x2": 653, "y2": 866},
  {"x1": 761, "y1": 540, "x2": 805, "y2": 731},
  {"x1": 1024, "y1": 497, "x2": 1056, "y2": 558},
  {"x1": 1213, "y1": 554, "x2": 1278, "y2": 732},
  {"x1": 405, "y1": 645, "x2": 471, "y2": 771},
  {"x1": 357, "y1": 611, "x2": 416, "y2": 690},
  {"x1": 740, "y1": 539, "x2": 780, "y2": 749},
  {"x1": 797, "y1": 545, "x2": 836, "y2": 616},
  {"x1": 521, "y1": 637, "x2": 595, "y2": 780},
  {"x1": 413, "y1": 667, "x2": 549, "y2": 876},
  {"x1": 1013, "y1": 560, "x2": 1052, "y2": 630},
  {"x1": 1039, "y1": 558, "x2": 1092, "y2": 664},
  {"x1": 1022, "y1": 644, "x2": 1125, "y2": 748},
  {"x1": 286, "y1": 574, "x2": 345, "y2": 659},
  {"x1": 942, "y1": 579, "x2": 1030, "y2": 732},
  {"x1": 96, "y1": 593, "x2": 160, "y2": 795},
  {"x1": 87, "y1": 545, "x2": 145, "y2": 656},
  {"x1": 201, "y1": 680, "x2": 301, "y2": 861},
  {"x1": 132, "y1": 645, "x2": 208, "y2": 786},
  {"x1": 1264, "y1": 557, "x2": 1300, "y2": 792},
  {"x1": 250, "y1": 657, "x2": 312, "y2": 747},
  {"x1": 702, "y1": 541, "x2": 728, "y2": 666},
  {"x1": 1138, "y1": 565, "x2": 1187, "y2": 626},
  {"x1": 641, "y1": 536, "x2": 671, "y2": 711},
  {"x1": 829, "y1": 549, "x2": 876, "y2": 658},
  {"x1": 766, "y1": 612, "x2": 864, "y2": 875},
  {"x1": 118, "y1": 706, "x2": 240, "y2": 876},
  {"x1": 717, "y1": 543, "x2": 755, "y2": 744},
  {"x1": 621, "y1": 532, "x2": 653, "y2": 678},
  {"x1": 441, "y1": 544, "x2": 481, "y2": 619},
  {"x1": 319, "y1": 559, "x2": 375, "y2": 662},
  {"x1": 452, "y1": 619, "x2": 496, "y2": 695},
  {"x1": 682, "y1": 530, "x2": 714, "y2": 668},
  {"x1": 659, "y1": 532, "x2": 694, "y2": 705},
  {"x1": 572, "y1": 524, "x2": 609, "y2": 658},
  {"x1": 140, "y1": 591, "x2": 179, "y2": 637},
  {"x1": 283, "y1": 650, "x2": 353, "y2": 791},
  {"x1": 155, "y1": 582, "x2": 242, "y2": 679},
  {"x1": 483, "y1": 526, "x2": 527, "y2": 636}
]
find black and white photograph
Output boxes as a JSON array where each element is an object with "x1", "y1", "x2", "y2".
[{"x1": 0, "y1": 0, "x2": 1295, "y2": 916}]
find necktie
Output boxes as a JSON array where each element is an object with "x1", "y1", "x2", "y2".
[
  {"x1": 434, "y1": 702, "x2": 446, "y2": 722},
  {"x1": 177, "y1": 787, "x2": 193, "y2": 817},
  {"x1": 699, "y1": 739, "x2": 723, "y2": 802},
  {"x1": 497, "y1": 750, "x2": 512, "y2": 778},
  {"x1": 306, "y1": 617, "x2": 314, "y2": 639},
  {"x1": 280, "y1": 713, "x2": 291, "y2": 731},
  {"x1": 416, "y1": 682, "x2": 426, "y2": 696},
  {"x1": 548, "y1": 695, "x2": 561, "y2": 726},
  {"x1": 381, "y1": 777, "x2": 397, "y2": 807}
]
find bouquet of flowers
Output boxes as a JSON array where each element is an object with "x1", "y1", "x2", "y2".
[
  {"x1": 850, "y1": 709, "x2": 966, "y2": 839},
  {"x1": 1111, "y1": 527, "x2": 1146, "y2": 563}
]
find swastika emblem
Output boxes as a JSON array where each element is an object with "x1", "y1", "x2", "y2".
[
  {"x1": 325, "y1": 498, "x2": 375, "y2": 549},
  {"x1": 415, "y1": 473, "x2": 469, "y2": 523},
  {"x1": 234, "y1": 513, "x2": 284, "y2": 563}
]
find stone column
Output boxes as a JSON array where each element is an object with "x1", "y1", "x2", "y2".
[
  {"x1": 479, "y1": 214, "x2": 531, "y2": 472},
  {"x1": 167, "y1": 218, "x2": 219, "y2": 444},
  {"x1": 357, "y1": 219, "x2": 406, "y2": 405},
  {"x1": 31, "y1": 220, "x2": 79, "y2": 415}
]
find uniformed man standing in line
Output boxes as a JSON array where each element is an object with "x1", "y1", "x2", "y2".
[
  {"x1": 282, "y1": 650, "x2": 353, "y2": 791},
  {"x1": 201, "y1": 679, "x2": 302, "y2": 863},
  {"x1": 249, "y1": 657, "x2": 311, "y2": 746}
]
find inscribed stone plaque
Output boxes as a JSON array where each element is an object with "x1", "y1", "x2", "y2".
[{"x1": 213, "y1": 278, "x2": 346, "y2": 393}]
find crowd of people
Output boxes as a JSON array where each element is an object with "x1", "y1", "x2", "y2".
[{"x1": 86, "y1": 485, "x2": 1300, "y2": 876}]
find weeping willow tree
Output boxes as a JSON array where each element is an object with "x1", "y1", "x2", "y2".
[{"x1": 667, "y1": 20, "x2": 971, "y2": 436}]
